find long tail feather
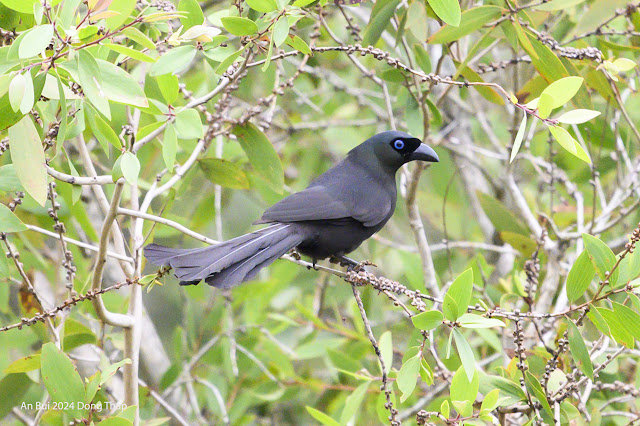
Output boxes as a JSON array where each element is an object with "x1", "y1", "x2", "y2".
[{"x1": 144, "y1": 224, "x2": 303, "y2": 288}]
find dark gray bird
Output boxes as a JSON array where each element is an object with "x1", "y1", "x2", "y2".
[{"x1": 144, "y1": 131, "x2": 439, "y2": 288}]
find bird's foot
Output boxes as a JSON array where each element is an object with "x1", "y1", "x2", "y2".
[
  {"x1": 329, "y1": 255, "x2": 357, "y2": 268},
  {"x1": 349, "y1": 260, "x2": 376, "y2": 272},
  {"x1": 288, "y1": 248, "x2": 302, "y2": 260},
  {"x1": 306, "y1": 259, "x2": 320, "y2": 271},
  {"x1": 331, "y1": 256, "x2": 375, "y2": 272}
]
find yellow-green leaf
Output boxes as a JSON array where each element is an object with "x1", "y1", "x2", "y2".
[
  {"x1": 199, "y1": 158, "x2": 250, "y2": 189},
  {"x1": 427, "y1": 0, "x2": 461, "y2": 27},
  {"x1": 232, "y1": 122, "x2": 284, "y2": 193},
  {"x1": 428, "y1": 6, "x2": 503, "y2": 44},
  {"x1": 8, "y1": 116, "x2": 48, "y2": 206},
  {"x1": 566, "y1": 250, "x2": 596, "y2": 303}
]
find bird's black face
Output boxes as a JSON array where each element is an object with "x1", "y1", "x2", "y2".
[{"x1": 364, "y1": 131, "x2": 439, "y2": 169}]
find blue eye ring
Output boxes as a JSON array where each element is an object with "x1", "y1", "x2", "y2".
[{"x1": 393, "y1": 139, "x2": 405, "y2": 150}]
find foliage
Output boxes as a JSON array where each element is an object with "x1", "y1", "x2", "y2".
[{"x1": 0, "y1": 0, "x2": 640, "y2": 424}]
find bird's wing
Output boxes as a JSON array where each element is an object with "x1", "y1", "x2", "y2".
[
  {"x1": 255, "y1": 184, "x2": 392, "y2": 227},
  {"x1": 255, "y1": 185, "x2": 352, "y2": 224}
]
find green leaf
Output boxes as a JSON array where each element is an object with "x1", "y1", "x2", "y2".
[
  {"x1": 397, "y1": 353, "x2": 420, "y2": 402},
  {"x1": 450, "y1": 365, "x2": 479, "y2": 403},
  {"x1": 86, "y1": 105, "x2": 123, "y2": 154},
  {"x1": 4, "y1": 354, "x2": 41, "y2": 373},
  {"x1": 537, "y1": 92, "x2": 554, "y2": 119},
  {"x1": 55, "y1": 72, "x2": 67, "y2": 148},
  {"x1": 611, "y1": 302, "x2": 640, "y2": 342},
  {"x1": 77, "y1": 25, "x2": 98, "y2": 41},
  {"x1": 522, "y1": 33, "x2": 568, "y2": 83},
  {"x1": 540, "y1": 76, "x2": 584, "y2": 109},
  {"x1": 138, "y1": 274, "x2": 157, "y2": 285},
  {"x1": 480, "y1": 376, "x2": 526, "y2": 405},
  {"x1": 0, "y1": 373, "x2": 31, "y2": 418},
  {"x1": 524, "y1": 371, "x2": 553, "y2": 424},
  {"x1": 305, "y1": 406, "x2": 340, "y2": 426},
  {"x1": 156, "y1": 74, "x2": 179, "y2": 104},
  {"x1": 121, "y1": 152, "x2": 140, "y2": 184},
  {"x1": 480, "y1": 389, "x2": 501, "y2": 413},
  {"x1": 41, "y1": 342, "x2": 86, "y2": 418},
  {"x1": 9, "y1": 73, "x2": 25, "y2": 113},
  {"x1": 233, "y1": 122, "x2": 284, "y2": 193},
  {"x1": 103, "y1": 43, "x2": 155, "y2": 63},
  {"x1": 178, "y1": 0, "x2": 204, "y2": 29},
  {"x1": 362, "y1": 0, "x2": 400, "y2": 47},
  {"x1": 612, "y1": 57, "x2": 636, "y2": 72},
  {"x1": 84, "y1": 372, "x2": 101, "y2": 404},
  {"x1": 162, "y1": 123, "x2": 178, "y2": 172},
  {"x1": 411, "y1": 310, "x2": 444, "y2": 330},
  {"x1": 106, "y1": 0, "x2": 137, "y2": 30},
  {"x1": 556, "y1": 109, "x2": 601, "y2": 124},
  {"x1": 18, "y1": 24, "x2": 53, "y2": 58},
  {"x1": 246, "y1": 0, "x2": 278, "y2": 12},
  {"x1": 122, "y1": 27, "x2": 156, "y2": 49},
  {"x1": 618, "y1": 246, "x2": 640, "y2": 285},
  {"x1": 476, "y1": 190, "x2": 529, "y2": 236},
  {"x1": 457, "y1": 63, "x2": 505, "y2": 105},
  {"x1": 445, "y1": 268, "x2": 473, "y2": 320},
  {"x1": 566, "y1": 319, "x2": 594, "y2": 380},
  {"x1": 97, "y1": 59, "x2": 149, "y2": 108},
  {"x1": 443, "y1": 293, "x2": 459, "y2": 322},
  {"x1": 150, "y1": 46, "x2": 197, "y2": 76},
  {"x1": 406, "y1": 1, "x2": 427, "y2": 40},
  {"x1": 587, "y1": 308, "x2": 611, "y2": 338},
  {"x1": 0, "y1": 73, "x2": 12, "y2": 99},
  {"x1": 378, "y1": 331, "x2": 393, "y2": 374},
  {"x1": 339, "y1": 382, "x2": 368, "y2": 424},
  {"x1": 175, "y1": 108, "x2": 204, "y2": 139},
  {"x1": 0, "y1": 203, "x2": 27, "y2": 232},
  {"x1": 512, "y1": 19, "x2": 536, "y2": 60},
  {"x1": 272, "y1": 17, "x2": 289, "y2": 47},
  {"x1": 286, "y1": 35, "x2": 312, "y2": 55},
  {"x1": 413, "y1": 44, "x2": 431, "y2": 73},
  {"x1": 215, "y1": 46, "x2": 246, "y2": 74},
  {"x1": 582, "y1": 233, "x2": 618, "y2": 287},
  {"x1": 427, "y1": 0, "x2": 461, "y2": 27},
  {"x1": 100, "y1": 358, "x2": 132, "y2": 385},
  {"x1": 510, "y1": 113, "x2": 527, "y2": 162},
  {"x1": 221, "y1": 16, "x2": 258, "y2": 36},
  {"x1": 440, "y1": 399, "x2": 450, "y2": 418},
  {"x1": 549, "y1": 125, "x2": 579, "y2": 155},
  {"x1": 566, "y1": 250, "x2": 596, "y2": 303},
  {"x1": 1, "y1": 0, "x2": 60, "y2": 13},
  {"x1": 598, "y1": 307, "x2": 634, "y2": 347},
  {"x1": 428, "y1": 6, "x2": 503, "y2": 44},
  {"x1": 458, "y1": 313, "x2": 505, "y2": 329},
  {"x1": 453, "y1": 329, "x2": 475, "y2": 381},
  {"x1": 78, "y1": 50, "x2": 111, "y2": 119},
  {"x1": 0, "y1": 164, "x2": 23, "y2": 192},
  {"x1": 9, "y1": 115, "x2": 48, "y2": 206},
  {"x1": 199, "y1": 158, "x2": 250, "y2": 189},
  {"x1": 63, "y1": 318, "x2": 97, "y2": 351}
]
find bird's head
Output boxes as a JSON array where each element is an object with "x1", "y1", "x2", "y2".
[{"x1": 352, "y1": 131, "x2": 439, "y2": 170}]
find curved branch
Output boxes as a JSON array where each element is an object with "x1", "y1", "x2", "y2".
[{"x1": 91, "y1": 179, "x2": 133, "y2": 328}]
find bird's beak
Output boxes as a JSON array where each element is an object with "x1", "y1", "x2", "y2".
[{"x1": 410, "y1": 143, "x2": 439, "y2": 163}]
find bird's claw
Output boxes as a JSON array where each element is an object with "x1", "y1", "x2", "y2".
[
  {"x1": 288, "y1": 248, "x2": 302, "y2": 260},
  {"x1": 349, "y1": 260, "x2": 375, "y2": 272},
  {"x1": 331, "y1": 256, "x2": 375, "y2": 272}
]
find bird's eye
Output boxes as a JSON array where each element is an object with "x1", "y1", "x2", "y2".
[{"x1": 393, "y1": 139, "x2": 405, "y2": 150}]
